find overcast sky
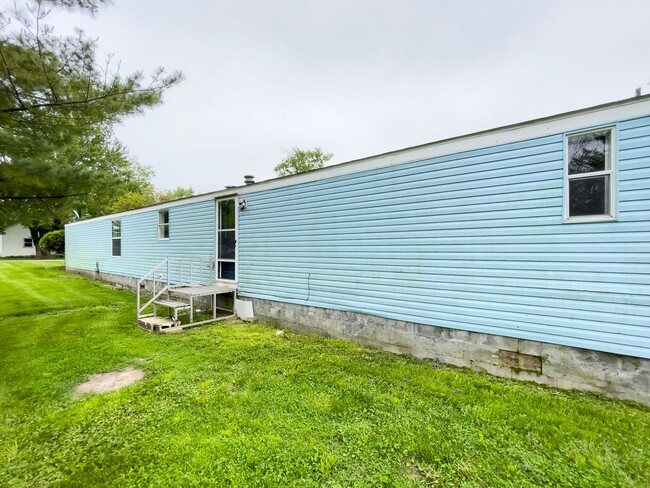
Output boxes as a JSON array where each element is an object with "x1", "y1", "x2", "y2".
[{"x1": 39, "y1": 0, "x2": 650, "y2": 193}]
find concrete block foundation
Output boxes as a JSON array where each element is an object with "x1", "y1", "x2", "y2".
[
  {"x1": 248, "y1": 297, "x2": 650, "y2": 407},
  {"x1": 67, "y1": 267, "x2": 138, "y2": 290}
]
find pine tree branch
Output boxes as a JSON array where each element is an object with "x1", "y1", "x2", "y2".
[
  {"x1": 0, "y1": 85, "x2": 161, "y2": 113},
  {"x1": 0, "y1": 44, "x2": 28, "y2": 110},
  {"x1": 1, "y1": 192, "x2": 89, "y2": 200},
  {"x1": 35, "y1": 3, "x2": 60, "y2": 104}
]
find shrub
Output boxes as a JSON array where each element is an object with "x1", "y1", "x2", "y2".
[{"x1": 39, "y1": 230, "x2": 65, "y2": 255}]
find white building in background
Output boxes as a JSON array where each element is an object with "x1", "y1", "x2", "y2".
[{"x1": 0, "y1": 224, "x2": 36, "y2": 257}]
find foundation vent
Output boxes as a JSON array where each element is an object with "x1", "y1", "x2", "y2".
[{"x1": 499, "y1": 350, "x2": 543, "y2": 373}]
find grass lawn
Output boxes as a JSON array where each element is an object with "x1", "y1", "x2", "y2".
[{"x1": 1, "y1": 261, "x2": 649, "y2": 487}]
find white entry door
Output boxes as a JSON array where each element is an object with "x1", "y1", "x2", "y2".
[{"x1": 217, "y1": 198, "x2": 236, "y2": 281}]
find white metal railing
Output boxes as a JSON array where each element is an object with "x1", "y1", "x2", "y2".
[{"x1": 136, "y1": 256, "x2": 215, "y2": 317}]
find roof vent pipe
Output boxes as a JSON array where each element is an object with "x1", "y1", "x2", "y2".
[{"x1": 244, "y1": 175, "x2": 255, "y2": 185}]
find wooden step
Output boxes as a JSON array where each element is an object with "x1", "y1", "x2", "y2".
[{"x1": 138, "y1": 316, "x2": 180, "y2": 332}]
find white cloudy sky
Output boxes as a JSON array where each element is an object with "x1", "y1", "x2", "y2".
[{"x1": 40, "y1": 0, "x2": 650, "y2": 192}]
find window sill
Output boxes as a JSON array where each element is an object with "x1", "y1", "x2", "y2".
[
  {"x1": 563, "y1": 215, "x2": 617, "y2": 224},
  {"x1": 157, "y1": 238, "x2": 170, "y2": 241}
]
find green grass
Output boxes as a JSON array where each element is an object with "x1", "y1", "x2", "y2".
[{"x1": 1, "y1": 262, "x2": 649, "y2": 487}]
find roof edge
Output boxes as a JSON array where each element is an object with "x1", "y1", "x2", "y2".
[
  {"x1": 238, "y1": 94, "x2": 650, "y2": 195},
  {"x1": 66, "y1": 94, "x2": 650, "y2": 227}
]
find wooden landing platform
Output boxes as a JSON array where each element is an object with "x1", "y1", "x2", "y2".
[{"x1": 173, "y1": 283, "x2": 237, "y2": 297}]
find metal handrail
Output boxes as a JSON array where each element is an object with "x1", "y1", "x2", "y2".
[
  {"x1": 139, "y1": 286, "x2": 171, "y2": 313},
  {"x1": 137, "y1": 256, "x2": 215, "y2": 317}
]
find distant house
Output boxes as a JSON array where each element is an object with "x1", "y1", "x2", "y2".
[
  {"x1": 0, "y1": 224, "x2": 36, "y2": 258},
  {"x1": 66, "y1": 95, "x2": 650, "y2": 406}
]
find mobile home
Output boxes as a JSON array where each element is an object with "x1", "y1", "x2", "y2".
[{"x1": 66, "y1": 96, "x2": 650, "y2": 405}]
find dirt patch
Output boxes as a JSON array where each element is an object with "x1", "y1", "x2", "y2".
[{"x1": 73, "y1": 367, "x2": 144, "y2": 397}]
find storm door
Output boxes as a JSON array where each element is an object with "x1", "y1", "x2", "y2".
[{"x1": 217, "y1": 198, "x2": 236, "y2": 281}]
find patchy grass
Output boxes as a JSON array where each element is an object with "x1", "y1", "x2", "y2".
[{"x1": 0, "y1": 262, "x2": 649, "y2": 487}]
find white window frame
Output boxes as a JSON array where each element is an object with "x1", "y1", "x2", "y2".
[
  {"x1": 563, "y1": 126, "x2": 617, "y2": 223},
  {"x1": 111, "y1": 220, "x2": 121, "y2": 257},
  {"x1": 158, "y1": 210, "x2": 170, "y2": 240},
  {"x1": 23, "y1": 238, "x2": 33, "y2": 248}
]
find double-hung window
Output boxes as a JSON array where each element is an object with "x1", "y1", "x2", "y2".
[
  {"x1": 111, "y1": 220, "x2": 121, "y2": 257},
  {"x1": 158, "y1": 210, "x2": 169, "y2": 239},
  {"x1": 565, "y1": 128, "x2": 615, "y2": 221},
  {"x1": 23, "y1": 238, "x2": 33, "y2": 248}
]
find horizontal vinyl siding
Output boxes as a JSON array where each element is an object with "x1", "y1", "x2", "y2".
[
  {"x1": 238, "y1": 116, "x2": 650, "y2": 359},
  {"x1": 65, "y1": 200, "x2": 216, "y2": 279}
]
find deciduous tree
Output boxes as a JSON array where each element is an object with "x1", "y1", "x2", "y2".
[
  {"x1": 274, "y1": 147, "x2": 333, "y2": 177},
  {"x1": 110, "y1": 186, "x2": 195, "y2": 213}
]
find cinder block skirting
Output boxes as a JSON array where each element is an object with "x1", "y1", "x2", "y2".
[
  {"x1": 67, "y1": 267, "x2": 138, "y2": 290},
  {"x1": 248, "y1": 297, "x2": 650, "y2": 407}
]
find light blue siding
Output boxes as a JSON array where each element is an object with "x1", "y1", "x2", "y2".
[
  {"x1": 238, "y1": 116, "x2": 650, "y2": 359},
  {"x1": 66, "y1": 200, "x2": 216, "y2": 279}
]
